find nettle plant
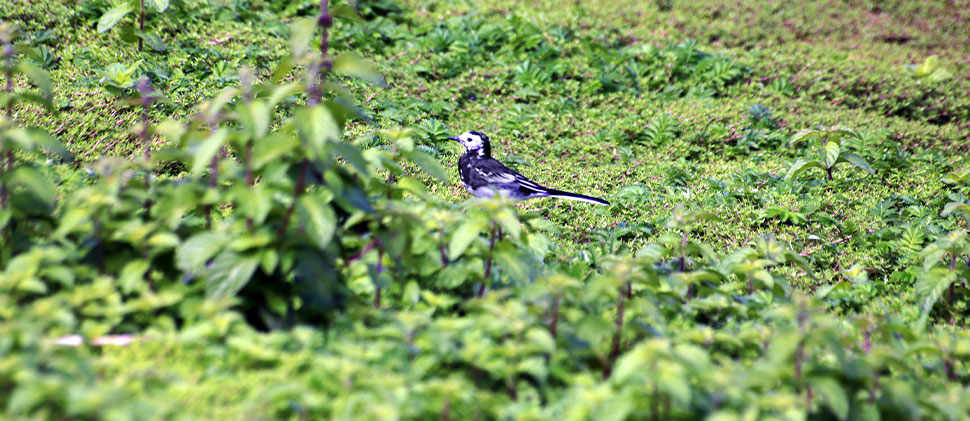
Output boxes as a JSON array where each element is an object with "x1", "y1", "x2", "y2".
[
  {"x1": 786, "y1": 127, "x2": 875, "y2": 181},
  {"x1": 916, "y1": 230, "x2": 970, "y2": 328},
  {"x1": 97, "y1": 0, "x2": 170, "y2": 52},
  {"x1": 941, "y1": 168, "x2": 970, "y2": 220}
]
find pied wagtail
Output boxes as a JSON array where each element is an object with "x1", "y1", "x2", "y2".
[{"x1": 448, "y1": 131, "x2": 610, "y2": 206}]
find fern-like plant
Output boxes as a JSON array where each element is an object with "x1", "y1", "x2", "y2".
[
  {"x1": 785, "y1": 127, "x2": 874, "y2": 181},
  {"x1": 643, "y1": 113, "x2": 680, "y2": 145},
  {"x1": 941, "y1": 168, "x2": 970, "y2": 219},
  {"x1": 915, "y1": 230, "x2": 970, "y2": 328}
]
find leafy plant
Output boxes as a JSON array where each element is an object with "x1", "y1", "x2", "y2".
[
  {"x1": 643, "y1": 113, "x2": 680, "y2": 145},
  {"x1": 904, "y1": 55, "x2": 952, "y2": 82},
  {"x1": 915, "y1": 230, "x2": 970, "y2": 328},
  {"x1": 786, "y1": 127, "x2": 875, "y2": 181},
  {"x1": 97, "y1": 0, "x2": 170, "y2": 52}
]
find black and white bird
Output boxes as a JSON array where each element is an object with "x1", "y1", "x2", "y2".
[{"x1": 448, "y1": 131, "x2": 610, "y2": 206}]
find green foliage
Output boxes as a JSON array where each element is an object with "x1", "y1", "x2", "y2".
[
  {"x1": 2, "y1": 0, "x2": 970, "y2": 418},
  {"x1": 786, "y1": 127, "x2": 875, "y2": 181},
  {"x1": 98, "y1": 0, "x2": 170, "y2": 52}
]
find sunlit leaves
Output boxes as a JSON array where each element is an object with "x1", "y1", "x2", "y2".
[
  {"x1": 333, "y1": 53, "x2": 387, "y2": 86},
  {"x1": 97, "y1": 4, "x2": 133, "y2": 33},
  {"x1": 786, "y1": 127, "x2": 872, "y2": 180}
]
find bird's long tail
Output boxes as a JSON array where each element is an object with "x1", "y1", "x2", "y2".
[{"x1": 545, "y1": 189, "x2": 610, "y2": 206}]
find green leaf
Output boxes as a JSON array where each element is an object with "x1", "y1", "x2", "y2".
[
  {"x1": 289, "y1": 17, "x2": 316, "y2": 57},
  {"x1": 448, "y1": 218, "x2": 485, "y2": 260},
  {"x1": 915, "y1": 267, "x2": 956, "y2": 330},
  {"x1": 790, "y1": 129, "x2": 820, "y2": 144},
  {"x1": 189, "y1": 128, "x2": 228, "y2": 176},
  {"x1": 145, "y1": 0, "x2": 168, "y2": 13},
  {"x1": 176, "y1": 232, "x2": 228, "y2": 273},
  {"x1": 836, "y1": 152, "x2": 874, "y2": 174},
  {"x1": 251, "y1": 134, "x2": 299, "y2": 170},
  {"x1": 206, "y1": 251, "x2": 259, "y2": 299},
  {"x1": 119, "y1": 259, "x2": 150, "y2": 294},
  {"x1": 333, "y1": 53, "x2": 387, "y2": 86},
  {"x1": 238, "y1": 100, "x2": 270, "y2": 139},
  {"x1": 494, "y1": 208, "x2": 521, "y2": 241},
  {"x1": 823, "y1": 140, "x2": 841, "y2": 168},
  {"x1": 331, "y1": 142, "x2": 369, "y2": 175},
  {"x1": 298, "y1": 193, "x2": 337, "y2": 249},
  {"x1": 297, "y1": 105, "x2": 340, "y2": 158},
  {"x1": 16, "y1": 64, "x2": 53, "y2": 96},
  {"x1": 10, "y1": 167, "x2": 56, "y2": 208},
  {"x1": 330, "y1": 4, "x2": 363, "y2": 23},
  {"x1": 406, "y1": 150, "x2": 448, "y2": 183},
  {"x1": 941, "y1": 202, "x2": 970, "y2": 217},
  {"x1": 808, "y1": 376, "x2": 849, "y2": 421},
  {"x1": 98, "y1": 4, "x2": 133, "y2": 33},
  {"x1": 138, "y1": 32, "x2": 168, "y2": 52},
  {"x1": 786, "y1": 158, "x2": 826, "y2": 180}
]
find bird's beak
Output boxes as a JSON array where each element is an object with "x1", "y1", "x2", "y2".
[{"x1": 447, "y1": 136, "x2": 460, "y2": 142}]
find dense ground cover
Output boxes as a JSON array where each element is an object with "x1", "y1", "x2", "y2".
[{"x1": 2, "y1": 0, "x2": 969, "y2": 419}]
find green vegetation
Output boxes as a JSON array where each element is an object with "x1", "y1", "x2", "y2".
[{"x1": 2, "y1": 0, "x2": 969, "y2": 419}]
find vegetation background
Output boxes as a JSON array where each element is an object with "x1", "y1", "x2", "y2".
[{"x1": 1, "y1": 0, "x2": 969, "y2": 419}]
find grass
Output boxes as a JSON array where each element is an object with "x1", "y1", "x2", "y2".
[{"x1": 3, "y1": 0, "x2": 970, "y2": 417}]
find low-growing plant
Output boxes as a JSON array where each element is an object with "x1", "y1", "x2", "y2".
[
  {"x1": 786, "y1": 127, "x2": 875, "y2": 181},
  {"x1": 915, "y1": 230, "x2": 970, "y2": 327},
  {"x1": 97, "y1": 0, "x2": 171, "y2": 52}
]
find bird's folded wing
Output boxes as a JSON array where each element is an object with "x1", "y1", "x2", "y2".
[{"x1": 474, "y1": 167, "x2": 516, "y2": 183}]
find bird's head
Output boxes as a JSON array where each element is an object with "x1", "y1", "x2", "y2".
[{"x1": 448, "y1": 131, "x2": 490, "y2": 157}]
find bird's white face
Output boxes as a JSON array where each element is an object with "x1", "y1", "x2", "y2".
[
  {"x1": 456, "y1": 132, "x2": 485, "y2": 150},
  {"x1": 449, "y1": 131, "x2": 489, "y2": 156}
]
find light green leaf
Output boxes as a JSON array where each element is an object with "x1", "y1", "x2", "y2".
[
  {"x1": 815, "y1": 280, "x2": 850, "y2": 299},
  {"x1": 837, "y1": 152, "x2": 874, "y2": 174},
  {"x1": 298, "y1": 193, "x2": 337, "y2": 249},
  {"x1": 790, "y1": 129, "x2": 820, "y2": 144},
  {"x1": 145, "y1": 0, "x2": 168, "y2": 13},
  {"x1": 809, "y1": 376, "x2": 849, "y2": 421},
  {"x1": 289, "y1": 17, "x2": 316, "y2": 57},
  {"x1": 251, "y1": 134, "x2": 299, "y2": 170},
  {"x1": 448, "y1": 218, "x2": 485, "y2": 260},
  {"x1": 494, "y1": 208, "x2": 521, "y2": 241},
  {"x1": 915, "y1": 267, "x2": 956, "y2": 330},
  {"x1": 823, "y1": 140, "x2": 841, "y2": 168},
  {"x1": 16, "y1": 64, "x2": 52, "y2": 96},
  {"x1": 333, "y1": 53, "x2": 387, "y2": 86},
  {"x1": 786, "y1": 158, "x2": 826, "y2": 180},
  {"x1": 98, "y1": 4, "x2": 133, "y2": 33},
  {"x1": 297, "y1": 105, "x2": 340, "y2": 157},
  {"x1": 189, "y1": 128, "x2": 228, "y2": 176},
  {"x1": 11, "y1": 167, "x2": 56, "y2": 208},
  {"x1": 119, "y1": 259, "x2": 150, "y2": 294},
  {"x1": 406, "y1": 150, "x2": 448, "y2": 183},
  {"x1": 176, "y1": 232, "x2": 228, "y2": 273},
  {"x1": 941, "y1": 202, "x2": 970, "y2": 217},
  {"x1": 331, "y1": 141, "x2": 369, "y2": 174},
  {"x1": 330, "y1": 4, "x2": 363, "y2": 23},
  {"x1": 238, "y1": 100, "x2": 270, "y2": 139},
  {"x1": 206, "y1": 251, "x2": 259, "y2": 299},
  {"x1": 495, "y1": 245, "x2": 529, "y2": 283}
]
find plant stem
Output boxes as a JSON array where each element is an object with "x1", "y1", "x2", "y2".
[
  {"x1": 204, "y1": 153, "x2": 218, "y2": 228},
  {"x1": 244, "y1": 141, "x2": 254, "y2": 231},
  {"x1": 374, "y1": 246, "x2": 383, "y2": 309},
  {"x1": 438, "y1": 226, "x2": 448, "y2": 267},
  {"x1": 138, "y1": 0, "x2": 144, "y2": 52},
  {"x1": 275, "y1": 159, "x2": 309, "y2": 243},
  {"x1": 478, "y1": 222, "x2": 497, "y2": 298},
  {"x1": 604, "y1": 281, "x2": 629, "y2": 379},
  {"x1": 549, "y1": 293, "x2": 561, "y2": 337}
]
